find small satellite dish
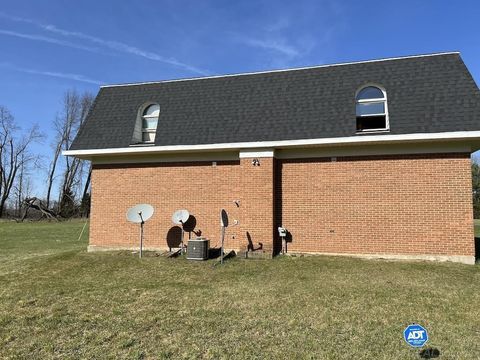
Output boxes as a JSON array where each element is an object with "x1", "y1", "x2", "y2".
[
  {"x1": 172, "y1": 209, "x2": 190, "y2": 225},
  {"x1": 220, "y1": 208, "x2": 229, "y2": 264},
  {"x1": 220, "y1": 209, "x2": 229, "y2": 228},
  {"x1": 126, "y1": 204, "x2": 154, "y2": 258}
]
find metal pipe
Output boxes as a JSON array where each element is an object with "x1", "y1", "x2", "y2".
[
  {"x1": 220, "y1": 226, "x2": 225, "y2": 264},
  {"x1": 138, "y1": 211, "x2": 144, "y2": 259}
]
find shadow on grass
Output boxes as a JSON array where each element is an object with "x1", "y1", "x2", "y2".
[
  {"x1": 419, "y1": 347, "x2": 440, "y2": 358},
  {"x1": 208, "y1": 248, "x2": 236, "y2": 261}
]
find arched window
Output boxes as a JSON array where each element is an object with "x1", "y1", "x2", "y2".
[
  {"x1": 141, "y1": 104, "x2": 159, "y2": 143},
  {"x1": 132, "y1": 103, "x2": 159, "y2": 144},
  {"x1": 355, "y1": 86, "x2": 388, "y2": 132}
]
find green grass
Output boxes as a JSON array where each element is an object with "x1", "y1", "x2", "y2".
[{"x1": 0, "y1": 221, "x2": 479, "y2": 359}]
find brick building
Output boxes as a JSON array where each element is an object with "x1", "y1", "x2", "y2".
[{"x1": 65, "y1": 52, "x2": 480, "y2": 264}]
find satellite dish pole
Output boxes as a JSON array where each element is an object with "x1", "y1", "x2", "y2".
[
  {"x1": 220, "y1": 209, "x2": 229, "y2": 264},
  {"x1": 181, "y1": 221, "x2": 185, "y2": 253},
  {"x1": 220, "y1": 223, "x2": 225, "y2": 264},
  {"x1": 138, "y1": 211, "x2": 144, "y2": 258},
  {"x1": 126, "y1": 204, "x2": 154, "y2": 259}
]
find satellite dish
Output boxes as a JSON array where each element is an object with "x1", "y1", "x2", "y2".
[
  {"x1": 220, "y1": 209, "x2": 229, "y2": 227},
  {"x1": 126, "y1": 204, "x2": 154, "y2": 224},
  {"x1": 220, "y1": 208, "x2": 229, "y2": 264},
  {"x1": 172, "y1": 209, "x2": 190, "y2": 225},
  {"x1": 126, "y1": 204, "x2": 154, "y2": 258},
  {"x1": 171, "y1": 209, "x2": 190, "y2": 254}
]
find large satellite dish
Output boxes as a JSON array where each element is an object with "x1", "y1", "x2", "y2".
[
  {"x1": 171, "y1": 209, "x2": 190, "y2": 253},
  {"x1": 126, "y1": 204, "x2": 154, "y2": 223},
  {"x1": 126, "y1": 204, "x2": 154, "y2": 258},
  {"x1": 172, "y1": 209, "x2": 190, "y2": 225}
]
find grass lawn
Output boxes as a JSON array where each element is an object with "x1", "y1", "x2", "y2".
[{"x1": 0, "y1": 221, "x2": 479, "y2": 359}]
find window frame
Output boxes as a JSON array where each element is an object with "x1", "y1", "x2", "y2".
[
  {"x1": 140, "y1": 103, "x2": 160, "y2": 144},
  {"x1": 355, "y1": 85, "x2": 389, "y2": 134}
]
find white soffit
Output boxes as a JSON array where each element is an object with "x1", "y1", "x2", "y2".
[{"x1": 63, "y1": 131, "x2": 480, "y2": 158}]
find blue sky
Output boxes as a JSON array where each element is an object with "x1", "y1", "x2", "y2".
[{"x1": 1, "y1": 0, "x2": 479, "y2": 195}]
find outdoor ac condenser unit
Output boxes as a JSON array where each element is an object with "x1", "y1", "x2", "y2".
[{"x1": 187, "y1": 237, "x2": 210, "y2": 260}]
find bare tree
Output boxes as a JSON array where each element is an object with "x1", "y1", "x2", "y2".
[
  {"x1": 53, "y1": 90, "x2": 94, "y2": 217},
  {"x1": 13, "y1": 152, "x2": 37, "y2": 218},
  {"x1": 46, "y1": 90, "x2": 79, "y2": 209},
  {"x1": 14, "y1": 152, "x2": 25, "y2": 217},
  {"x1": 78, "y1": 92, "x2": 94, "y2": 217},
  {"x1": 45, "y1": 120, "x2": 63, "y2": 209},
  {"x1": 80, "y1": 164, "x2": 92, "y2": 217},
  {"x1": 0, "y1": 106, "x2": 42, "y2": 217}
]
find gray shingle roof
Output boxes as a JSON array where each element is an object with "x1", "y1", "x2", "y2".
[{"x1": 70, "y1": 52, "x2": 480, "y2": 150}]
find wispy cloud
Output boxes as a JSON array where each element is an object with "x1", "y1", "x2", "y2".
[
  {"x1": 232, "y1": 16, "x2": 313, "y2": 64},
  {"x1": 0, "y1": 62, "x2": 104, "y2": 85},
  {"x1": 231, "y1": 12, "x2": 341, "y2": 69},
  {"x1": 264, "y1": 17, "x2": 291, "y2": 33},
  {"x1": 0, "y1": 12, "x2": 209, "y2": 76},
  {"x1": 0, "y1": 29, "x2": 103, "y2": 54},
  {"x1": 239, "y1": 37, "x2": 300, "y2": 57},
  {"x1": 43, "y1": 24, "x2": 209, "y2": 75}
]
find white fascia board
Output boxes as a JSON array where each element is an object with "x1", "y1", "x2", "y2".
[
  {"x1": 239, "y1": 149, "x2": 275, "y2": 158},
  {"x1": 62, "y1": 131, "x2": 480, "y2": 158}
]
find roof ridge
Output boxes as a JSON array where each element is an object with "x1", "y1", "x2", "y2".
[{"x1": 100, "y1": 51, "x2": 460, "y2": 88}]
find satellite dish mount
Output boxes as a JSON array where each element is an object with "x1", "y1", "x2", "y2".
[{"x1": 126, "y1": 204, "x2": 154, "y2": 258}]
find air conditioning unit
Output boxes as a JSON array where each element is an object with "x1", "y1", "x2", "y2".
[{"x1": 187, "y1": 237, "x2": 210, "y2": 260}]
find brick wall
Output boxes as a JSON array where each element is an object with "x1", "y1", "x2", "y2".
[
  {"x1": 238, "y1": 157, "x2": 275, "y2": 253},
  {"x1": 276, "y1": 153, "x2": 474, "y2": 257},
  {"x1": 90, "y1": 158, "x2": 275, "y2": 252},
  {"x1": 91, "y1": 161, "x2": 240, "y2": 250},
  {"x1": 89, "y1": 152, "x2": 474, "y2": 259}
]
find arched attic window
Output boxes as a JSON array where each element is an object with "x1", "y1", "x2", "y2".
[
  {"x1": 132, "y1": 103, "x2": 160, "y2": 144},
  {"x1": 355, "y1": 86, "x2": 389, "y2": 132}
]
